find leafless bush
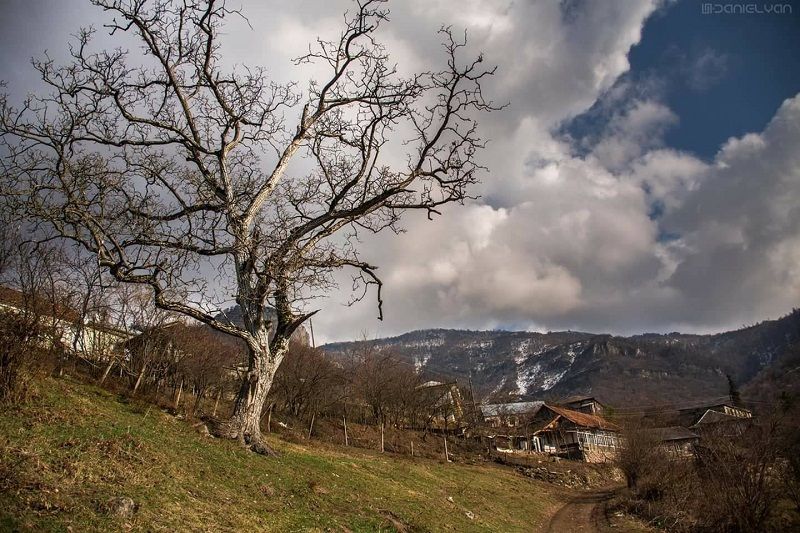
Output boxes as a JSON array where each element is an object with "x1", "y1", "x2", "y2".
[
  {"x1": 692, "y1": 420, "x2": 785, "y2": 532},
  {"x1": 174, "y1": 325, "x2": 244, "y2": 415},
  {"x1": 270, "y1": 342, "x2": 344, "y2": 422},
  {"x1": 0, "y1": 311, "x2": 41, "y2": 403},
  {"x1": 348, "y1": 344, "x2": 425, "y2": 428},
  {"x1": 0, "y1": 242, "x2": 71, "y2": 402},
  {"x1": 780, "y1": 422, "x2": 800, "y2": 516},
  {"x1": 616, "y1": 417, "x2": 668, "y2": 492},
  {"x1": 619, "y1": 415, "x2": 792, "y2": 532}
]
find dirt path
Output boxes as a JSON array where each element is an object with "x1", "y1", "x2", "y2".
[{"x1": 543, "y1": 487, "x2": 618, "y2": 533}]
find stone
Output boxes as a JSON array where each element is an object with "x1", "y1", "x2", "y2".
[{"x1": 107, "y1": 496, "x2": 137, "y2": 518}]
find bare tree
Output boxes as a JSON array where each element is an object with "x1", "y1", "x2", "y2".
[
  {"x1": 173, "y1": 324, "x2": 243, "y2": 415},
  {"x1": 0, "y1": 242, "x2": 72, "y2": 401},
  {"x1": 59, "y1": 249, "x2": 120, "y2": 368},
  {"x1": 119, "y1": 288, "x2": 179, "y2": 394},
  {"x1": 0, "y1": 0, "x2": 497, "y2": 451},
  {"x1": 97, "y1": 282, "x2": 143, "y2": 384},
  {"x1": 616, "y1": 417, "x2": 664, "y2": 491},
  {"x1": 694, "y1": 420, "x2": 782, "y2": 532},
  {"x1": 270, "y1": 341, "x2": 342, "y2": 421}
]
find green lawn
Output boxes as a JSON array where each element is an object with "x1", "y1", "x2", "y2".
[{"x1": 0, "y1": 377, "x2": 560, "y2": 532}]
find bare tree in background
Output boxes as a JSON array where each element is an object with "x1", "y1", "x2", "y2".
[
  {"x1": 0, "y1": 0, "x2": 497, "y2": 451},
  {"x1": 61, "y1": 249, "x2": 117, "y2": 364},
  {"x1": 270, "y1": 341, "x2": 342, "y2": 421},
  {"x1": 174, "y1": 324, "x2": 243, "y2": 415},
  {"x1": 0, "y1": 242, "x2": 72, "y2": 400},
  {"x1": 120, "y1": 288, "x2": 179, "y2": 395}
]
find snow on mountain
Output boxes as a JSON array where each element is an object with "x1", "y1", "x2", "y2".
[{"x1": 322, "y1": 311, "x2": 800, "y2": 404}]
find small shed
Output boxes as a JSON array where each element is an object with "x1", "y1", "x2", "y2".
[
  {"x1": 648, "y1": 426, "x2": 699, "y2": 457},
  {"x1": 557, "y1": 395, "x2": 607, "y2": 415}
]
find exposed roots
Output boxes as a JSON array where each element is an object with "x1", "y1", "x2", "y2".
[
  {"x1": 207, "y1": 418, "x2": 278, "y2": 456},
  {"x1": 247, "y1": 439, "x2": 277, "y2": 456},
  {"x1": 206, "y1": 418, "x2": 236, "y2": 439}
]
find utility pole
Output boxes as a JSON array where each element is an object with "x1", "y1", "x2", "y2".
[{"x1": 468, "y1": 373, "x2": 479, "y2": 424}]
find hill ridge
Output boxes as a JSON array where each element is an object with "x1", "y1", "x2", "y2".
[{"x1": 322, "y1": 310, "x2": 800, "y2": 405}]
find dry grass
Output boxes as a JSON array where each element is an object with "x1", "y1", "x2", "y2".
[{"x1": 0, "y1": 376, "x2": 561, "y2": 532}]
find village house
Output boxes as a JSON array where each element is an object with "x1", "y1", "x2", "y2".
[
  {"x1": 630, "y1": 400, "x2": 753, "y2": 456},
  {"x1": 646, "y1": 400, "x2": 753, "y2": 433},
  {"x1": 686, "y1": 402, "x2": 752, "y2": 426},
  {"x1": 478, "y1": 401, "x2": 545, "y2": 452},
  {"x1": 528, "y1": 404, "x2": 621, "y2": 462},
  {"x1": 647, "y1": 426, "x2": 700, "y2": 457},
  {"x1": 414, "y1": 380, "x2": 468, "y2": 429},
  {"x1": 0, "y1": 285, "x2": 130, "y2": 360},
  {"x1": 478, "y1": 400, "x2": 621, "y2": 462},
  {"x1": 480, "y1": 401, "x2": 545, "y2": 429},
  {"x1": 557, "y1": 395, "x2": 607, "y2": 415}
]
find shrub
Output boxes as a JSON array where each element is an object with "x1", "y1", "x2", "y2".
[{"x1": 0, "y1": 311, "x2": 40, "y2": 403}]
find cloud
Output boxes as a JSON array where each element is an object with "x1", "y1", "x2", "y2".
[
  {"x1": 590, "y1": 99, "x2": 678, "y2": 171},
  {"x1": 2, "y1": 0, "x2": 795, "y2": 343},
  {"x1": 685, "y1": 48, "x2": 729, "y2": 92},
  {"x1": 314, "y1": 57, "x2": 799, "y2": 342},
  {"x1": 661, "y1": 95, "x2": 800, "y2": 329},
  {"x1": 300, "y1": 0, "x2": 800, "y2": 342}
]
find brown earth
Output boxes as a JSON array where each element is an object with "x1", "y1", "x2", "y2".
[
  {"x1": 540, "y1": 486, "x2": 654, "y2": 533},
  {"x1": 544, "y1": 488, "x2": 617, "y2": 532}
]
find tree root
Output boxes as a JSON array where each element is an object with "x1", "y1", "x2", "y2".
[
  {"x1": 247, "y1": 439, "x2": 278, "y2": 456},
  {"x1": 206, "y1": 418, "x2": 278, "y2": 455}
]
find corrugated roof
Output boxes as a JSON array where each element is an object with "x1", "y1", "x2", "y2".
[
  {"x1": 647, "y1": 426, "x2": 698, "y2": 442},
  {"x1": 692, "y1": 409, "x2": 745, "y2": 427},
  {"x1": 544, "y1": 404, "x2": 620, "y2": 431},
  {"x1": 480, "y1": 401, "x2": 544, "y2": 417},
  {"x1": 558, "y1": 395, "x2": 599, "y2": 405}
]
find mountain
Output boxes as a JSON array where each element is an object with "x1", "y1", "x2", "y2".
[{"x1": 322, "y1": 310, "x2": 800, "y2": 406}]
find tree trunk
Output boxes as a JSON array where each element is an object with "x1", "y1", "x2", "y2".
[
  {"x1": 174, "y1": 379, "x2": 184, "y2": 409},
  {"x1": 265, "y1": 402, "x2": 274, "y2": 433},
  {"x1": 212, "y1": 388, "x2": 221, "y2": 418},
  {"x1": 222, "y1": 341, "x2": 284, "y2": 454},
  {"x1": 308, "y1": 412, "x2": 315, "y2": 440},
  {"x1": 193, "y1": 389, "x2": 204, "y2": 415},
  {"x1": 99, "y1": 357, "x2": 114, "y2": 385},
  {"x1": 132, "y1": 362, "x2": 147, "y2": 395}
]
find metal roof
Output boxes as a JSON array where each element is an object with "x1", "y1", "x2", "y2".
[
  {"x1": 543, "y1": 404, "x2": 620, "y2": 431},
  {"x1": 480, "y1": 401, "x2": 545, "y2": 417},
  {"x1": 647, "y1": 426, "x2": 699, "y2": 442}
]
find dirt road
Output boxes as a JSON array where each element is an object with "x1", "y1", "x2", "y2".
[{"x1": 543, "y1": 487, "x2": 618, "y2": 533}]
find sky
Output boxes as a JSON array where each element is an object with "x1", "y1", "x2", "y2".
[{"x1": 1, "y1": 0, "x2": 799, "y2": 343}]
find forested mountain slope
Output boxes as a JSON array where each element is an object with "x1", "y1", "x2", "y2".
[{"x1": 323, "y1": 310, "x2": 800, "y2": 405}]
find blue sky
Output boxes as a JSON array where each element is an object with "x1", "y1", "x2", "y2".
[{"x1": 568, "y1": 0, "x2": 800, "y2": 160}]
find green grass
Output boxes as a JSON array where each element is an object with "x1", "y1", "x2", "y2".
[{"x1": 0, "y1": 377, "x2": 560, "y2": 532}]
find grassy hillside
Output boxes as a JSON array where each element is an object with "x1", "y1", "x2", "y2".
[{"x1": 0, "y1": 377, "x2": 560, "y2": 532}]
